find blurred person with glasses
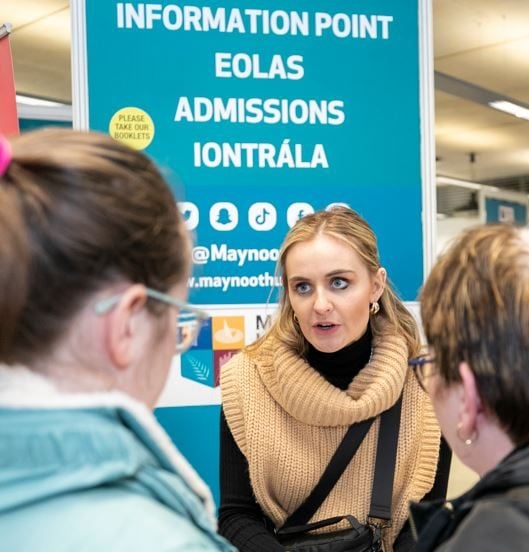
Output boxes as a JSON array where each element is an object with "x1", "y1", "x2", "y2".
[
  {"x1": 408, "y1": 354, "x2": 436, "y2": 393},
  {"x1": 0, "y1": 130, "x2": 234, "y2": 552},
  {"x1": 410, "y1": 224, "x2": 529, "y2": 551},
  {"x1": 95, "y1": 288, "x2": 209, "y2": 354}
]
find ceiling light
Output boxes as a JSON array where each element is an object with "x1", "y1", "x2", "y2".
[
  {"x1": 16, "y1": 94, "x2": 64, "y2": 107},
  {"x1": 436, "y1": 176, "x2": 483, "y2": 190},
  {"x1": 436, "y1": 72, "x2": 529, "y2": 123},
  {"x1": 489, "y1": 100, "x2": 529, "y2": 122}
]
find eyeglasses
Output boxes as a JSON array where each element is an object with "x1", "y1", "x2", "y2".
[
  {"x1": 94, "y1": 287, "x2": 210, "y2": 354},
  {"x1": 408, "y1": 354, "x2": 437, "y2": 392}
]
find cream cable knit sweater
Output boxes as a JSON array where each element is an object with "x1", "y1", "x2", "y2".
[{"x1": 221, "y1": 329, "x2": 441, "y2": 551}]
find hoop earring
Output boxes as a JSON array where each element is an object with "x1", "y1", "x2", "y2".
[
  {"x1": 293, "y1": 313, "x2": 299, "y2": 323},
  {"x1": 369, "y1": 301, "x2": 380, "y2": 315},
  {"x1": 457, "y1": 422, "x2": 477, "y2": 446}
]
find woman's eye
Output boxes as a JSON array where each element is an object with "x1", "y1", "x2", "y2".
[
  {"x1": 295, "y1": 282, "x2": 311, "y2": 295},
  {"x1": 331, "y1": 277, "x2": 348, "y2": 290}
]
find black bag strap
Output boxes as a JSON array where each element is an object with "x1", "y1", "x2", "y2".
[
  {"x1": 281, "y1": 395, "x2": 402, "y2": 531},
  {"x1": 278, "y1": 514, "x2": 365, "y2": 538},
  {"x1": 281, "y1": 416, "x2": 375, "y2": 529},
  {"x1": 368, "y1": 394, "x2": 402, "y2": 521}
]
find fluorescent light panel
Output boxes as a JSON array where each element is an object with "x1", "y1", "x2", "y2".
[
  {"x1": 436, "y1": 176, "x2": 483, "y2": 190},
  {"x1": 489, "y1": 100, "x2": 529, "y2": 122},
  {"x1": 16, "y1": 94, "x2": 64, "y2": 107},
  {"x1": 436, "y1": 73, "x2": 529, "y2": 123}
]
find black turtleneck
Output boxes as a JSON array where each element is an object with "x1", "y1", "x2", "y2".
[{"x1": 305, "y1": 324, "x2": 373, "y2": 390}]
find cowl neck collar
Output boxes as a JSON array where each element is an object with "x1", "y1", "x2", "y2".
[{"x1": 254, "y1": 326, "x2": 408, "y2": 426}]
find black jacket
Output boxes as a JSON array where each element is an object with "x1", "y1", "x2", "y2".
[{"x1": 410, "y1": 444, "x2": 529, "y2": 551}]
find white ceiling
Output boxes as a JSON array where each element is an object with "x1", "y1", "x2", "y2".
[
  {"x1": 2, "y1": 0, "x2": 529, "y2": 185},
  {"x1": 434, "y1": 0, "x2": 529, "y2": 184},
  {"x1": 3, "y1": 1, "x2": 70, "y2": 101}
]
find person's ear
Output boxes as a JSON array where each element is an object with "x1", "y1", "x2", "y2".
[
  {"x1": 371, "y1": 267, "x2": 387, "y2": 302},
  {"x1": 458, "y1": 361, "x2": 482, "y2": 439},
  {"x1": 104, "y1": 284, "x2": 148, "y2": 370}
]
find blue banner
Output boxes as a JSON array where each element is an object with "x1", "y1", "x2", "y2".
[
  {"x1": 485, "y1": 197, "x2": 527, "y2": 225},
  {"x1": 84, "y1": 0, "x2": 423, "y2": 304}
]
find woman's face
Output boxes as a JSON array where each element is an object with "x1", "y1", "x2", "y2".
[
  {"x1": 426, "y1": 372, "x2": 474, "y2": 467},
  {"x1": 285, "y1": 234, "x2": 384, "y2": 353},
  {"x1": 423, "y1": 363, "x2": 488, "y2": 475},
  {"x1": 140, "y1": 282, "x2": 188, "y2": 408}
]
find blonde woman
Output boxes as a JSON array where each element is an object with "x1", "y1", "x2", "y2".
[{"x1": 219, "y1": 207, "x2": 449, "y2": 551}]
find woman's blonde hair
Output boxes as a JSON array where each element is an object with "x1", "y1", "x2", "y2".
[{"x1": 249, "y1": 207, "x2": 421, "y2": 357}]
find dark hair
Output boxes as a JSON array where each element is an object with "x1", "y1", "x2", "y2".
[
  {"x1": 421, "y1": 224, "x2": 529, "y2": 446},
  {"x1": 0, "y1": 129, "x2": 189, "y2": 365},
  {"x1": 250, "y1": 207, "x2": 420, "y2": 356}
]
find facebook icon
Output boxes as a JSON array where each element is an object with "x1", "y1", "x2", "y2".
[{"x1": 287, "y1": 202, "x2": 315, "y2": 228}]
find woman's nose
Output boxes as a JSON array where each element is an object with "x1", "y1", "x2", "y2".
[{"x1": 313, "y1": 288, "x2": 332, "y2": 313}]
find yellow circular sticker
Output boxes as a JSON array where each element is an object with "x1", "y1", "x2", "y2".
[{"x1": 108, "y1": 107, "x2": 154, "y2": 150}]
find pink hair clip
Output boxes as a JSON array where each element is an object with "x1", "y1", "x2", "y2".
[{"x1": 0, "y1": 135, "x2": 13, "y2": 177}]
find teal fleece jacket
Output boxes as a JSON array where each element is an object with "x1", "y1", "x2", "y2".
[{"x1": 0, "y1": 367, "x2": 235, "y2": 552}]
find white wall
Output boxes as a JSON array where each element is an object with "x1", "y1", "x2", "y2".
[{"x1": 436, "y1": 215, "x2": 480, "y2": 256}]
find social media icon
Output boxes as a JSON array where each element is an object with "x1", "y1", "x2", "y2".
[
  {"x1": 326, "y1": 202, "x2": 350, "y2": 211},
  {"x1": 178, "y1": 202, "x2": 199, "y2": 230},
  {"x1": 287, "y1": 202, "x2": 315, "y2": 228},
  {"x1": 192, "y1": 246, "x2": 209, "y2": 264},
  {"x1": 210, "y1": 202, "x2": 238, "y2": 231},
  {"x1": 248, "y1": 202, "x2": 277, "y2": 231}
]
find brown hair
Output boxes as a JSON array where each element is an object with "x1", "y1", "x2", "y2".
[
  {"x1": 0, "y1": 128, "x2": 189, "y2": 365},
  {"x1": 251, "y1": 207, "x2": 421, "y2": 356},
  {"x1": 421, "y1": 224, "x2": 529, "y2": 445}
]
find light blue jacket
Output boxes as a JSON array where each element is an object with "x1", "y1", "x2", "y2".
[{"x1": 0, "y1": 370, "x2": 235, "y2": 552}]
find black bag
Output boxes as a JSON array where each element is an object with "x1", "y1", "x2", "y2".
[
  {"x1": 276, "y1": 397, "x2": 402, "y2": 552},
  {"x1": 278, "y1": 514, "x2": 382, "y2": 552}
]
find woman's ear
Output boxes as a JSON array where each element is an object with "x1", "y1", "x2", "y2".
[
  {"x1": 371, "y1": 267, "x2": 387, "y2": 302},
  {"x1": 104, "y1": 284, "x2": 148, "y2": 370},
  {"x1": 458, "y1": 361, "x2": 482, "y2": 438}
]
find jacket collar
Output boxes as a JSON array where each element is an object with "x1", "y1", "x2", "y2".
[
  {"x1": 410, "y1": 443, "x2": 529, "y2": 548},
  {"x1": 0, "y1": 364, "x2": 216, "y2": 523}
]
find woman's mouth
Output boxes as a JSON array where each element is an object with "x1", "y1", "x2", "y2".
[{"x1": 314, "y1": 322, "x2": 337, "y2": 331}]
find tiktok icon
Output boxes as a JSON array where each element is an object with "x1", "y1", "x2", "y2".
[{"x1": 248, "y1": 202, "x2": 277, "y2": 231}]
